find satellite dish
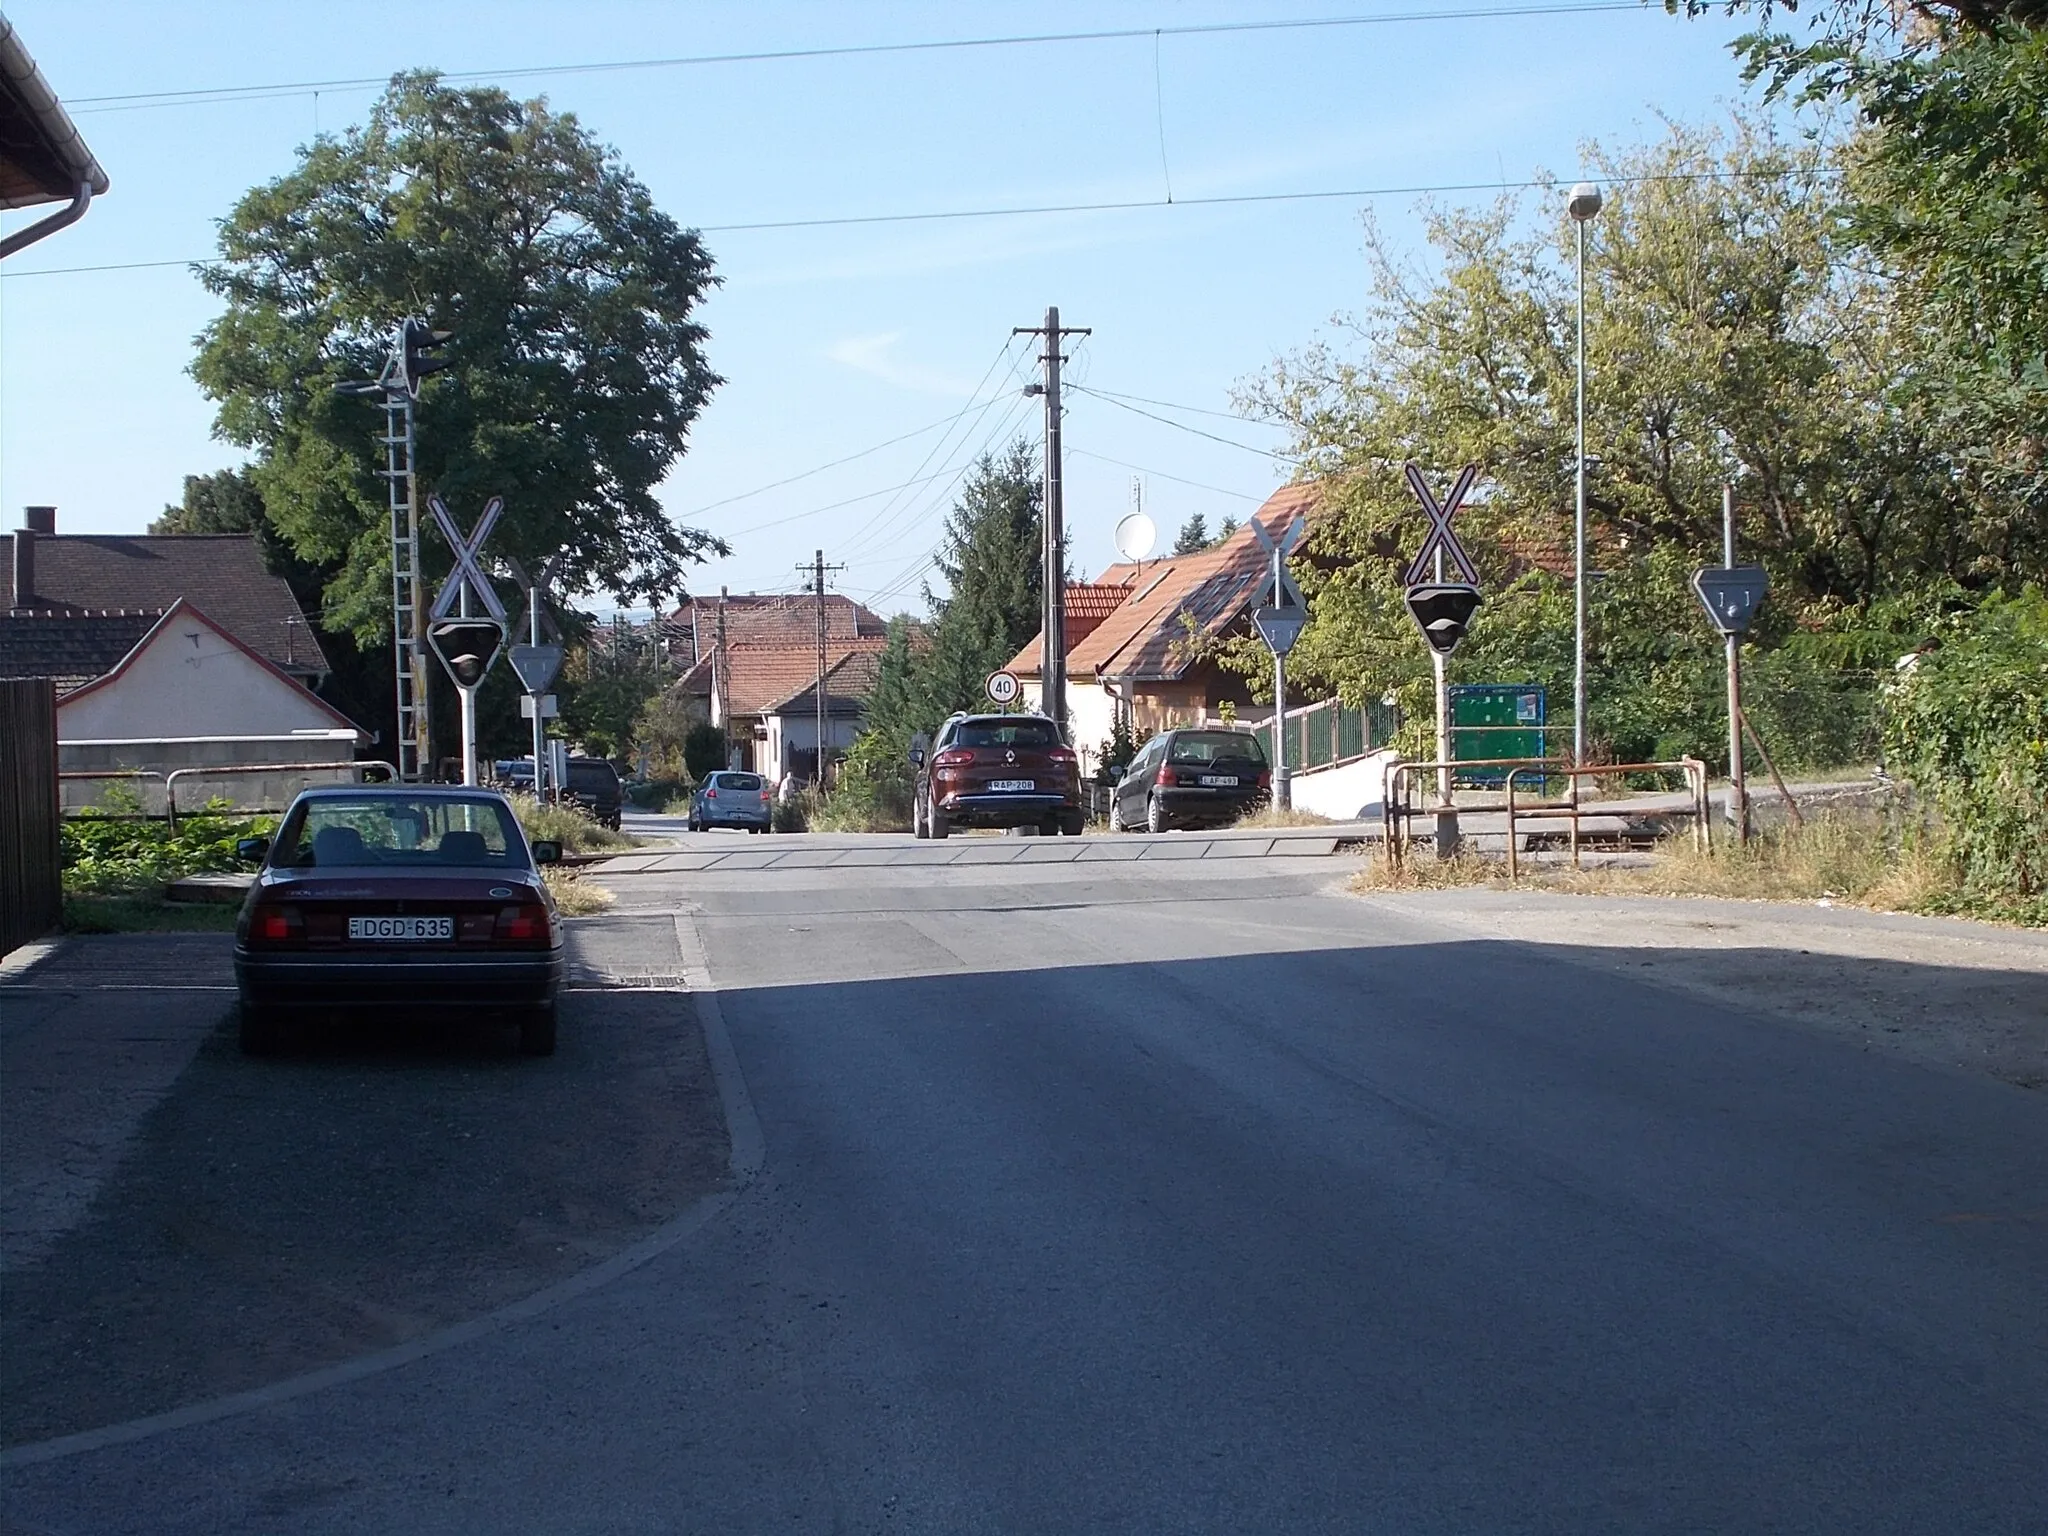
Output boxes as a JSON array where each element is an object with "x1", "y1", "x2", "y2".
[{"x1": 1114, "y1": 511, "x2": 1157, "y2": 563}]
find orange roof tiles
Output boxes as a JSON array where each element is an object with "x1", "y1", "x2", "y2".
[{"x1": 1006, "y1": 582, "x2": 1147, "y2": 674}]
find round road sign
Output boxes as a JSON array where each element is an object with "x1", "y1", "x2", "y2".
[{"x1": 984, "y1": 669, "x2": 1021, "y2": 706}]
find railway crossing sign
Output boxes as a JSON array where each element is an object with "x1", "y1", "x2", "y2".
[
  {"x1": 1253, "y1": 607, "x2": 1307, "y2": 656},
  {"x1": 1691, "y1": 566, "x2": 1769, "y2": 635},
  {"x1": 1401, "y1": 462, "x2": 1480, "y2": 587},
  {"x1": 428, "y1": 494, "x2": 509, "y2": 625},
  {"x1": 1248, "y1": 514, "x2": 1306, "y2": 610}
]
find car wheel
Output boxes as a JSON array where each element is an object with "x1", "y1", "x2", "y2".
[
  {"x1": 928, "y1": 797, "x2": 949, "y2": 840},
  {"x1": 912, "y1": 791, "x2": 928, "y2": 839},
  {"x1": 1108, "y1": 798, "x2": 1126, "y2": 834},
  {"x1": 238, "y1": 1001, "x2": 282, "y2": 1057},
  {"x1": 1060, "y1": 809, "x2": 1086, "y2": 837},
  {"x1": 1038, "y1": 814, "x2": 1061, "y2": 838},
  {"x1": 1147, "y1": 794, "x2": 1168, "y2": 834},
  {"x1": 520, "y1": 1002, "x2": 558, "y2": 1057}
]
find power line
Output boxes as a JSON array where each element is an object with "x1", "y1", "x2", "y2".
[
  {"x1": 683, "y1": 402, "x2": 998, "y2": 519},
  {"x1": 1077, "y1": 386, "x2": 1276, "y2": 427},
  {"x1": 65, "y1": 5, "x2": 1646, "y2": 113},
  {"x1": 0, "y1": 168, "x2": 1836, "y2": 280},
  {"x1": 1067, "y1": 449, "x2": 1266, "y2": 503},
  {"x1": 1068, "y1": 385, "x2": 1299, "y2": 460}
]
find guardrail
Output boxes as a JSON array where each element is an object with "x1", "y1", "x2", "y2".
[{"x1": 1384, "y1": 755, "x2": 1708, "y2": 872}]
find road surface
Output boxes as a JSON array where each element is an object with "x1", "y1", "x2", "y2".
[{"x1": 4, "y1": 852, "x2": 2044, "y2": 1532}]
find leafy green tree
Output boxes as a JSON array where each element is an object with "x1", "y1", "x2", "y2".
[
  {"x1": 193, "y1": 71, "x2": 724, "y2": 642},
  {"x1": 682, "y1": 722, "x2": 727, "y2": 782},
  {"x1": 150, "y1": 468, "x2": 265, "y2": 535},
  {"x1": 1174, "y1": 513, "x2": 1210, "y2": 554}
]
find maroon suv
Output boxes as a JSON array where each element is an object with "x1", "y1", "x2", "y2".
[{"x1": 913, "y1": 713, "x2": 1085, "y2": 838}]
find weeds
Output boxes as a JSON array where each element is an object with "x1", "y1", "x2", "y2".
[
  {"x1": 505, "y1": 794, "x2": 632, "y2": 854},
  {"x1": 1234, "y1": 805, "x2": 1336, "y2": 829},
  {"x1": 543, "y1": 869, "x2": 616, "y2": 915}
]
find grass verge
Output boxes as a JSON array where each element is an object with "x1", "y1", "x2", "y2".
[
  {"x1": 1234, "y1": 805, "x2": 1336, "y2": 829},
  {"x1": 506, "y1": 794, "x2": 634, "y2": 853},
  {"x1": 1352, "y1": 809, "x2": 2046, "y2": 927},
  {"x1": 544, "y1": 868, "x2": 616, "y2": 915},
  {"x1": 61, "y1": 895, "x2": 243, "y2": 934}
]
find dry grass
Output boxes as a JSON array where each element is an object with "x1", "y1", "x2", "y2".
[
  {"x1": 1234, "y1": 805, "x2": 1336, "y2": 829},
  {"x1": 1350, "y1": 808, "x2": 2044, "y2": 924},
  {"x1": 544, "y1": 869, "x2": 617, "y2": 915},
  {"x1": 507, "y1": 794, "x2": 634, "y2": 854}
]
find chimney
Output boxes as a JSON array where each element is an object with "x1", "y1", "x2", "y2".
[
  {"x1": 24, "y1": 506, "x2": 56, "y2": 535},
  {"x1": 11, "y1": 507, "x2": 52, "y2": 608}
]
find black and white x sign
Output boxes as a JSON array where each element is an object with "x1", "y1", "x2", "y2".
[
  {"x1": 428, "y1": 494, "x2": 510, "y2": 625},
  {"x1": 1401, "y1": 462, "x2": 1480, "y2": 587}
]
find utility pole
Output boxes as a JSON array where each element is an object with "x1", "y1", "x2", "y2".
[
  {"x1": 1015, "y1": 306, "x2": 1089, "y2": 734},
  {"x1": 797, "y1": 551, "x2": 846, "y2": 787},
  {"x1": 715, "y1": 586, "x2": 730, "y2": 766},
  {"x1": 1722, "y1": 483, "x2": 1750, "y2": 845}
]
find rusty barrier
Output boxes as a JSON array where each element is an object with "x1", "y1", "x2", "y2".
[
  {"x1": 1505, "y1": 759, "x2": 1710, "y2": 878},
  {"x1": 163, "y1": 761, "x2": 397, "y2": 826},
  {"x1": 1384, "y1": 756, "x2": 1709, "y2": 871}
]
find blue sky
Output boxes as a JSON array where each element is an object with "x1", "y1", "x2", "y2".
[{"x1": 0, "y1": 1, "x2": 1761, "y2": 615}]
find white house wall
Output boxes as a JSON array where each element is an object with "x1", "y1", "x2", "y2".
[{"x1": 59, "y1": 615, "x2": 348, "y2": 743}]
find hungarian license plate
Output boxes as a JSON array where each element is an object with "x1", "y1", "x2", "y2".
[
  {"x1": 1199, "y1": 775, "x2": 1239, "y2": 787},
  {"x1": 987, "y1": 779, "x2": 1035, "y2": 792},
  {"x1": 348, "y1": 916, "x2": 453, "y2": 942}
]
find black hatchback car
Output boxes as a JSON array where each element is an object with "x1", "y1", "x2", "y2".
[{"x1": 1110, "y1": 727, "x2": 1271, "y2": 832}]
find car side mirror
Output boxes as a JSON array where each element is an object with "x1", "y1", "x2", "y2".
[
  {"x1": 235, "y1": 836, "x2": 270, "y2": 865},
  {"x1": 909, "y1": 746, "x2": 925, "y2": 768},
  {"x1": 531, "y1": 839, "x2": 562, "y2": 865}
]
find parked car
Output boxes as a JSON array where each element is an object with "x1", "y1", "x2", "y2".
[
  {"x1": 1110, "y1": 727, "x2": 1271, "y2": 832},
  {"x1": 231, "y1": 786, "x2": 566, "y2": 1057},
  {"x1": 913, "y1": 712, "x2": 1085, "y2": 839},
  {"x1": 561, "y1": 756, "x2": 623, "y2": 830},
  {"x1": 688, "y1": 770, "x2": 773, "y2": 833}
]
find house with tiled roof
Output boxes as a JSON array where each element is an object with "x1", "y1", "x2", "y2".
[
  {"x1": 661, "y1": 591, "x2": 887, "y2": 668},
  {"x1": 666, "y1": 632, "x2": 892, "y2": 785},
  {"x1": 1, "y1": 508, "x2": 364, "y2": 810},
  {"x1": 1007, "y1": 483, "x2": 1322, "y2": 762}
]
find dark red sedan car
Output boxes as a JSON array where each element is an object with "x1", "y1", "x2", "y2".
[{"x1": 233, "y1": 787, "x2": 566, "y2": 1056}]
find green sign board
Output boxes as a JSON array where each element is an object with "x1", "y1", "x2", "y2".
[{"x1": 1449, "y1": 684, "x2": 1546, "y2": 785}]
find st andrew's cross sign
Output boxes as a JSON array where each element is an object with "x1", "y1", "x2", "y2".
[{"x1": 1401, "y1": 462, "x2": 1479, "y2": 587}]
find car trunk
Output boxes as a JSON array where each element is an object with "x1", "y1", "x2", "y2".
[{"x1": 249, "y1": 870, "x2": 551, "y2": 951}]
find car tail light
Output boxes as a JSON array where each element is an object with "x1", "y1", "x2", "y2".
[
  {"x1": 934, "y1": 749, "x2": 975, "y2": 768},
  {"x1": 1049, "y1": 747, "x2": 1077, "y2": 768},
  {"x1": 1257, "y1": 770, "x2": 1272, "y2": 790},
  {"x1": 705, "y1": 787, "x2": 717, "y2": 798},
  {"x1": 760, "y1": 789, "x2": 771, "y2": 801},
  {"x1": 494, "y1": 903, "x2": 553, "y2": 948},
  {"x1": 1155, "y1": 765, "x2": 1178, "y2": 787},
  {"x1": 247, "y1": 903, "x2": 302, "y2": 946}
]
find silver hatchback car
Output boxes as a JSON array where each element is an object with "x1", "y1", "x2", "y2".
[{"x1": 688, "y1": 770, "x2": 774, "y2": 832}]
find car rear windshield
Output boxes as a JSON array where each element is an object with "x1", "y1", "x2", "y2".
[
  {"x1": 273, "y1": 796, "x2": 526, "y2": 868},
  {"x1": 568, "y1": 761, "x2": 619, "y2": 787},
  {"x1": 715, "y1": 773, "x2": 764, "y2": 791},
  {"x1": 1168, "y1": 731, "x2": 1267, "y2": 766},
  {"x1": 953, "y1": 719, "x2": 1060, "y2": 749}
]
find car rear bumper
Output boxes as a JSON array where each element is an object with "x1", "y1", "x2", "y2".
[
  {"x1": 236, "y1": 949, "x2": 563, "y2": 1010},
  {"x1": 939, "y1": 791, "x2": 1073, "y2": 825},
  {"x1": 699, "y1": 807, "x2": 771, "y2": 824},
  {"x1": 1156, "y1": 786, "x2": 1267, "y2": 822}
]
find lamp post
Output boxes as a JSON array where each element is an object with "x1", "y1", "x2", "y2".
[{"x1": 1567, "y1": 181, "x2": 1603, "y2": 776}]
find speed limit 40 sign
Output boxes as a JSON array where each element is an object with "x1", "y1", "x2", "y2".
[{"x1": 984, "y1": 669, "x2": 1021, "y2": 706}]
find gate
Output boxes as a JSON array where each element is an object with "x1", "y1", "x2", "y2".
[{"x1": 1, "y1": 678, "x2": 62, "y2": 955}]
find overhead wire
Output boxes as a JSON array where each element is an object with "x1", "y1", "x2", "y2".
[
  {"x1": 683, "y1": 401, "x2": 1005, "y2": 520},
  {"x1": 1067, "y1": 384, "x2": 1300, "y2": 460},
  {"x1": 64, "y1": 5, "x2": 1648, "y2": 114}
]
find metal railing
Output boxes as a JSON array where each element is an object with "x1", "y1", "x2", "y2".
[
  {"x1": 1384, "y1": 755, "x2": 1708, "y2": 871},
  {"x1": 1248, "y1": 697, "x2": 1397, "y2": 777},
  {"x1": 58, "y1": 761, "x2": 398, "y2": 825}
]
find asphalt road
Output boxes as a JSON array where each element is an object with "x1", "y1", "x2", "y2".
[{"x1": 5, "y1": 855, "x2": 2045, "y2": 1533}]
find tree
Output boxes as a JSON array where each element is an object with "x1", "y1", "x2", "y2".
[
  {"x1": 193, "y1": 72, "x2": 725, "y2": 643},
  {"x1": 1235, "y1": 111, "x2": 2008, "y2": 764},
  {"x1": 1174, "y1": 513, "x2": 1210, "y2": 554},
  {"x1": 151, "y1": 467, "x2": 265, "y2": 535},
  {"x1": 915, "y1": 440, "x2": 1045, "y2": 726}
]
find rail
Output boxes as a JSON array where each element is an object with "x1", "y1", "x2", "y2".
[{"x1": 1384, "y1": 756, "x2": 1707, "y2": 870}]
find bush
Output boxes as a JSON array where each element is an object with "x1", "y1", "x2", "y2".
[
  {"x1": 812, "y1": 776, "x2": 913, "y2": 833},
  {"x1": 62, "y1": 800, "x2": 275, "y2": 897},
  {"x1": 505, "y1": 794, "x2": 633, "y2": 854},
  {"x1": 683, "y1": 723, "x2": 727, "y2": 783},
  {"x1": 771, "y1": 793, "x2": 811, "y2": 834},
  {"x1": 1883, "y1": 588, "x2": 2048, "y2": 900}
]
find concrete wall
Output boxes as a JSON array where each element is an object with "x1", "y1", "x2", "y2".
[
  {"x1": 765, "y1": 712, "x2": 864, "y2": 786},
  {"x1": 1287, "y1": 750, "x2": 1400, "y2": 822}
]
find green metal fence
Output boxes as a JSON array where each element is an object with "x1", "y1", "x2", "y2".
[{"x1": 1250, "y1": 698, "x2": 1396, "y2": 774}]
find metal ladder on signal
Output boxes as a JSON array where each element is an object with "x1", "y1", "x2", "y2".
[{"x1": 378, "y1": 392, "x2": 424, "y2": 781}]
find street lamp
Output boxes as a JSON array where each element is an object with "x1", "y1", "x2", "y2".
[{"x1": 1568, "y1": 180, "x2": 1602, "y2": 775}]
